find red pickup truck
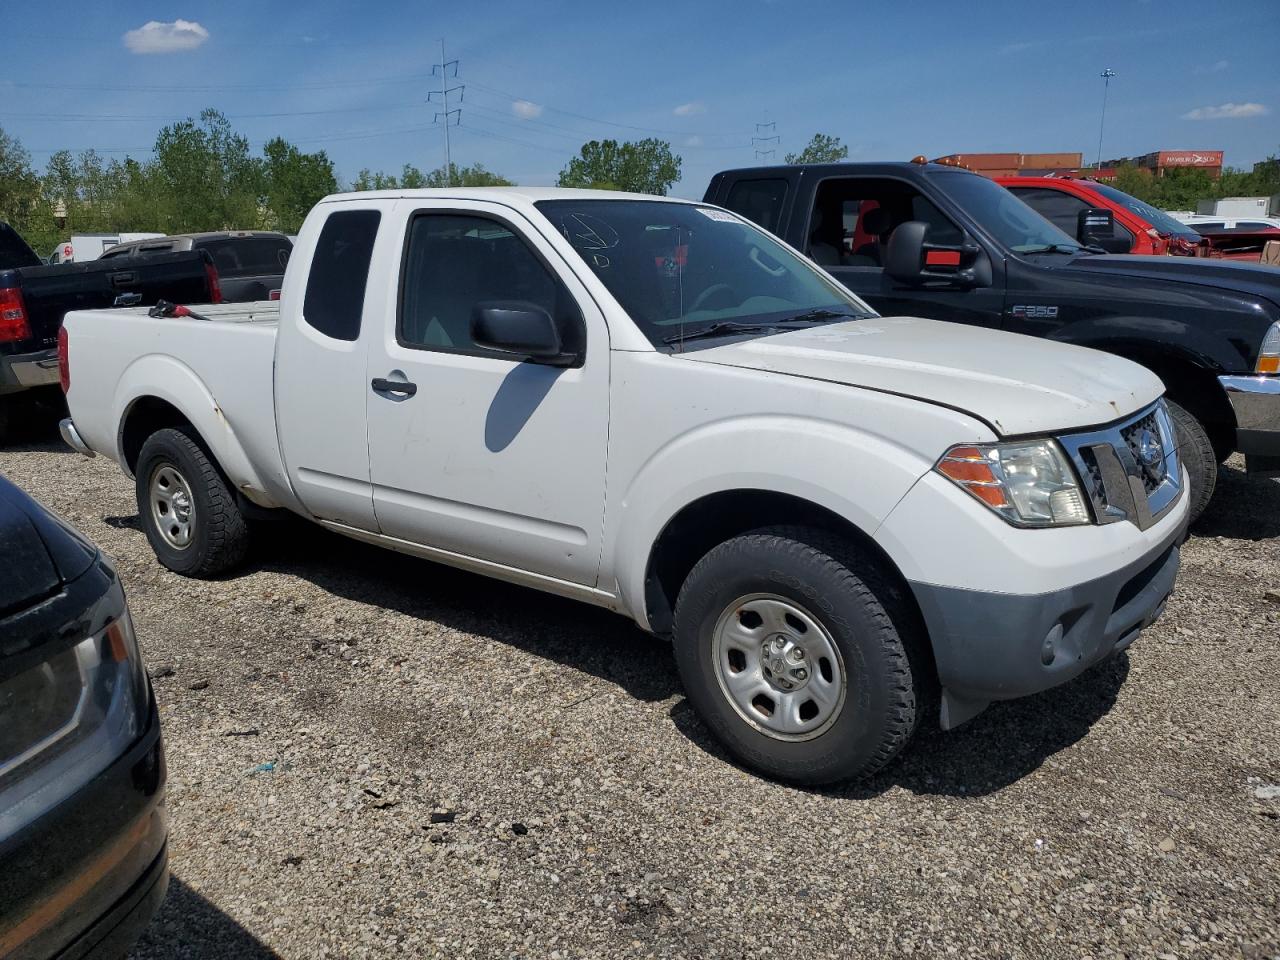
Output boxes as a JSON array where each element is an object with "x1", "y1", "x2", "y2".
[{"x1": 995, "y1": 176, "x2": 1206, "y2": 257}]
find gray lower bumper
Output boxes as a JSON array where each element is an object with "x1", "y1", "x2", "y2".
[
  {"x1": 911, "y1": 516, "x2": 1185, "y2": 730},
  {"x1": 1220, "y1": 374, "x2": 1280, "y2": 471},
  {"x1": 0, "y1": 348, "x2": 60, "y2": 396}
]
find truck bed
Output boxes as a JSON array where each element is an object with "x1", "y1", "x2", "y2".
[{"x1": 61, "y1": 300, "x2": 293, "y2": 509}]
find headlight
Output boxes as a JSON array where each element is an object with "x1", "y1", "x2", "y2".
[
  {"x1": 1258, "y1": 321, "x2": 1280, "y2": 374},
  {"x1": 936, "y1": 439, "x2": 1091, "y2": 527}
]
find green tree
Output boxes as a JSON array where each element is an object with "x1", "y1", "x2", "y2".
[
  {"x1": 151, "y1": 109, "x2": 263, "y2": 231},
  {"x1": 262, "y1": 137, "x2": 337, "y2": 233},
  {"x1": 785, "y1": 133, "x2": 849, "y2": 165},
  {"x1": 351, "y1": 168, "x2": 400, "y2": 191},
  {"x1": 558, "y1": 139, "x2": 681, "y2": 195},
  {"x1": 0, "y1": 125, "x2": 56, "y2": 253}
]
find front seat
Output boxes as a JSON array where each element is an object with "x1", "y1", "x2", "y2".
[
  {"x1": 808, "y1": 208, "x2": 842, "y2": 266},
  {"x1": 850, "y1": 207, "x2": 894, "y2": 265}
]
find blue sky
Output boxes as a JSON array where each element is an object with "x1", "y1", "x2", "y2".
[{"x1": 1, "y1": 0, "x2": 1276, "y2": 198}]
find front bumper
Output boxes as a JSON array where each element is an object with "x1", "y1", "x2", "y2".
[
  {"x1": 912, "y1": 510, "x2": 1184, "y2": 729},
  {"x1": 0, "y1": 701, "x2": 168, "y2": 960},
  {"x1": 1220, "y1": 374, "x2": 1280, "y2": 473},
  {"x1": 0, "y1": 347, "x2": 60, "y2": 397}
]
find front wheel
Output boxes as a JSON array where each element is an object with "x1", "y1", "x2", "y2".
[
  {"x1": 135, "y1": 428, "x2": 250, "y2": 577},
  {"x1": 1166, "y1": 399, "x2": 1216, "y2": 525},
  {"x1": 671, "y1": 527, "x2": 921, "y2": 785}
]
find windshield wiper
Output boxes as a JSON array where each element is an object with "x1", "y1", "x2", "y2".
[
  {"x1": 782, "y1": 307, "x2": 867, "y2": 323},
  {"x1": 663, "y1": 321, "x2": 775, "y2": 346},
  {"x1": 1017, "y1": 243, "x2": 1082, "y2": 255}
]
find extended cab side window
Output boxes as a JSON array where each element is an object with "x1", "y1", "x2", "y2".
[
  {"x1": 806, "y1": 177, "x2": 964, "y2": 269},
  {"x1": 722, "y1": 179, "x2": 789, "y2": 235},
  {"x1": 398, "y1": 213, "x2": 583, "y2": 358},
  {"x1": 303, "y1": 209, "x2": 381, "y2": 342}
]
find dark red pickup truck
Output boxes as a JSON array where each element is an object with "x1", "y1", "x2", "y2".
[{"x1": 1, "y1": 222, "x2": 220, "y2": 440}]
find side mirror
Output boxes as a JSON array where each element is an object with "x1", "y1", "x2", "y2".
[
  {"x1": 1076, "y1": 208, "x2": 1131, "y2": 253},
  {"x1": 884, "y1": 221, "x2": 988, "y2": 288},
  {"x1": 471, "y1": 301, "x2": 580, "y2": 366}
]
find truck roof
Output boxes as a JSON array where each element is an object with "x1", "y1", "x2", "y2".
[
  {"x1": 318, "y1": 187, "x2": 695, "y2": 205},
  {"x1": 710, "y1": 161, "x2": 984, "y2": 181}
]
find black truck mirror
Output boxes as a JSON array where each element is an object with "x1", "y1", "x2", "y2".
[
  {"x1": 885, "y1": 221, "x2": 987, "y2": 288},
  {"x1": 1076, "y1": 208, "x2": 1131, "y2": 253}
]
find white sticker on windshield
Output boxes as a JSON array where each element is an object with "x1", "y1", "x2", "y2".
[{"x1": 695, "y1": 207, "x2": 739, "y2": 222}]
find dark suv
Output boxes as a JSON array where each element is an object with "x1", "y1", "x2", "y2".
[
  {"x1": 101, "y1": 231, "x2": 292, "y2": 303},
  {"x1": 0, "y1": 475, "x2": 167, "y2": 958}
]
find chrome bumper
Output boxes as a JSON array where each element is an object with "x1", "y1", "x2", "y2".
[
  {"x1": 59, "y1": 418, "x2": 95, "y2": 458},
  {"x1": 1220, "y1": 375, "x2": 1280, "y2": 471},
  {"x1": 0, "y1": 349, "x2": 60, "y2": 395}
]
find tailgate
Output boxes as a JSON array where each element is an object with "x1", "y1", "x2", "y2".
[{"x1": 8, "y1": 252, "x2": 213, "y2": 351}]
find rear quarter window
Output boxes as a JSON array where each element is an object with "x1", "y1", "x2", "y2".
[{"x1": 302, "y1": 210, "x2": 381, "y2": 342}]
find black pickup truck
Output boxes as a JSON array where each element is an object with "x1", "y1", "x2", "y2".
[
  {"x1": 1, "y1": 222, "x2": 219, "y2": 440},
  {"x1": 705, "y1": 162, "x2": 1280, "y2": 521}
]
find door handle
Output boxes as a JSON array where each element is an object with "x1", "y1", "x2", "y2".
[{"x1": 371, "y1": 377, "x2": 417, "y2": 398}]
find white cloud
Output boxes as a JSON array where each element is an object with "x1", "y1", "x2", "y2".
[
  {"x1": 511, "y1": 99, "x2": 543, "y2": 120},
  {"x1": 673, "y1": 101, "x2": 706, "y2": 116},
  {"x1": 1194, "y1": 59, "x2": 1229, "y2": 74},
  {"x1": 123, "y1": 19, "x2": 209, "y2": 54},
  {"x1": 685, "y1": 135, "x2": 703, "y2": 147},
  {"x1": 1182, "y1": 101, "x2": 1268, "y2": 120}
]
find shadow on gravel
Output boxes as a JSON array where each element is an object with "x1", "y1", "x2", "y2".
[
  {"x1": 0, "y1": 392, "x2": 68, "y2": 452},
  {"x1": 672, "y1": 652, "x2": 1131, "y2": 799},
  {"x1": 1191, "y1": 464, "x2": 1280, "y2": 541},
  {"x1": 129, "y1": 877, "x2": 280, "y2": 959},
  {"x1": 250, "y1": 515, "x2": 681, "y2": 704},
  {"x1": 104, "y1": 514, "x2": 144, "y2": 531}
]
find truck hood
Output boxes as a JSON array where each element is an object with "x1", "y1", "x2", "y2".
[
  {"x1": 679, "y1": 317, "x2": 1163, "y2": 436},
  {"x1": 1061, "y1": 254, "x2": 1280, "y2": 307}
]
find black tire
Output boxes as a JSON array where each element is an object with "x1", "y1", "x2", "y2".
[
  {"x1": 1166, "y1": 399, "x2": 1216, "y2": 524},
  {"x1": 135, "y1": 427, "x2": 250, "y2": 577},
  {"x1": 671, "y1": 526, "x2": 921, "y2": 785}
]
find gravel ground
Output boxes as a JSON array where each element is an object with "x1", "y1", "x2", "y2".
[{"x1": 2, "y1": 429, "x2": 1278, "y2": 960}]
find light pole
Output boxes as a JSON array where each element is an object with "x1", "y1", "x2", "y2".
[{"x1": 1096, "y1": 68, "x2": 1116, "y2": 171}]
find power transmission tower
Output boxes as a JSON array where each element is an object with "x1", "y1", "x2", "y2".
[
  {"x1": 753, "y1": 121, "x2": 779, "y2": 163},
  {"x1": 428, "y1": 39, "x2": 464, "y2": 185}
]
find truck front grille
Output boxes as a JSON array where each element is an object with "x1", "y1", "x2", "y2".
[{"x1": 1058, "y1": 401, "x2": 1183, "y2": 531}]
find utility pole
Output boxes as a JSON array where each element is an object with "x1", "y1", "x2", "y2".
[
  {"x1": 1095, "y1": 68, "x2": 1115, "y2": 171},
  {"x1": 428, "y1": 39, "x2": 464, "y2": 185},
  {"x1": 753, "y1": 121, "x2": 779, "y2": 163}
]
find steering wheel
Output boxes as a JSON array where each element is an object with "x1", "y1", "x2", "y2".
[{"x1": 689, "y1": 283, "x2": 739, "y2": 313}]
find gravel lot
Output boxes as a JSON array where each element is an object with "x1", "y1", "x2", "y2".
[{"x1": 2, "y1": 425, "x2": 1278, "y2": 960}]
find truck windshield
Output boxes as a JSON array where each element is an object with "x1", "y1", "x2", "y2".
[
  {"x1": 1089, "y1": 184, "x2": 1201, "y2": 240},
  {"x1": 197, "y1": 237, "x2": 292, "y2": 278},
  {"x1": 535, "y1": 199, "x2": 875, "y2": 349},
  {"x1": 933, "y1": 172, "x2": 1084, "y2": 254}
]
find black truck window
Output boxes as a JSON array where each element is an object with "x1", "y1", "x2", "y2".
[
  {"x1": 303, "y1": 210, "x2": 380, "y2": 342},
  {"x1": 1007, "y1": 187, "x2": 1090, "y2": 236},
  {"x1": 722, "y1": 179, "x2": 789, "y2": 234},
  {"x1": 806, "y1": 177, "x2": 964, "y2": 268}
]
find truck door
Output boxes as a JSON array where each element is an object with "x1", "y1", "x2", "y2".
[
  {"x1": 363, "y1": 200, "x2": 609, "y2": 586},
  {"x1": 275, "y1": 204, "x2": 388, "y2": 531},
  {"x1": 797, "y1": 176, "x2": 1006, "y2": 328}
]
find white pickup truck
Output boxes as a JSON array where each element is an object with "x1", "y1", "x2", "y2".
[{"x1": 58, "y1": 188, "x2": 1189, "y2": 784}]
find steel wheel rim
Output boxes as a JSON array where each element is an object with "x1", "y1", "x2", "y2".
[
  {"x1": 711, "y1": 593, "x2": 848, "y2": 742},
  {"x1": 148, "y1": 463, "x2": 195, "y2": 550}
]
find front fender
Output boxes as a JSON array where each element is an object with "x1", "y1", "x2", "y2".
[
  {"x1": 607, "y1": 414, "x2": 944, "y2": 629},
  {"x1": 112, "y1": 354, "x2": 272, "y2": 503}
]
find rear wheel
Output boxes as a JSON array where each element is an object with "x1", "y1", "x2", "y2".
[
  {"x1": 135, "y1": 428, "x2": 249, "y2": 577},
  {"x1": 672, "y1": 526, "x2": 921, "y2": 785},
  {"x1": 1166, "y1": 399, "x2": 1216, "y2": 524}
]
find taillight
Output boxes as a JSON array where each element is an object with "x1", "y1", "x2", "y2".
[
  {"x1": 205, "y1": 261, "x2": 223, "y2": 304},
  {"x1": 57, "y1": 325, "x2": 70, "y2": 393},
  {"x1": 268, "y1": 289, "x2": 281, "y2": 301},
  {"x1": 0, "y1": 284, "x2": 32, "y2": 343}
]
